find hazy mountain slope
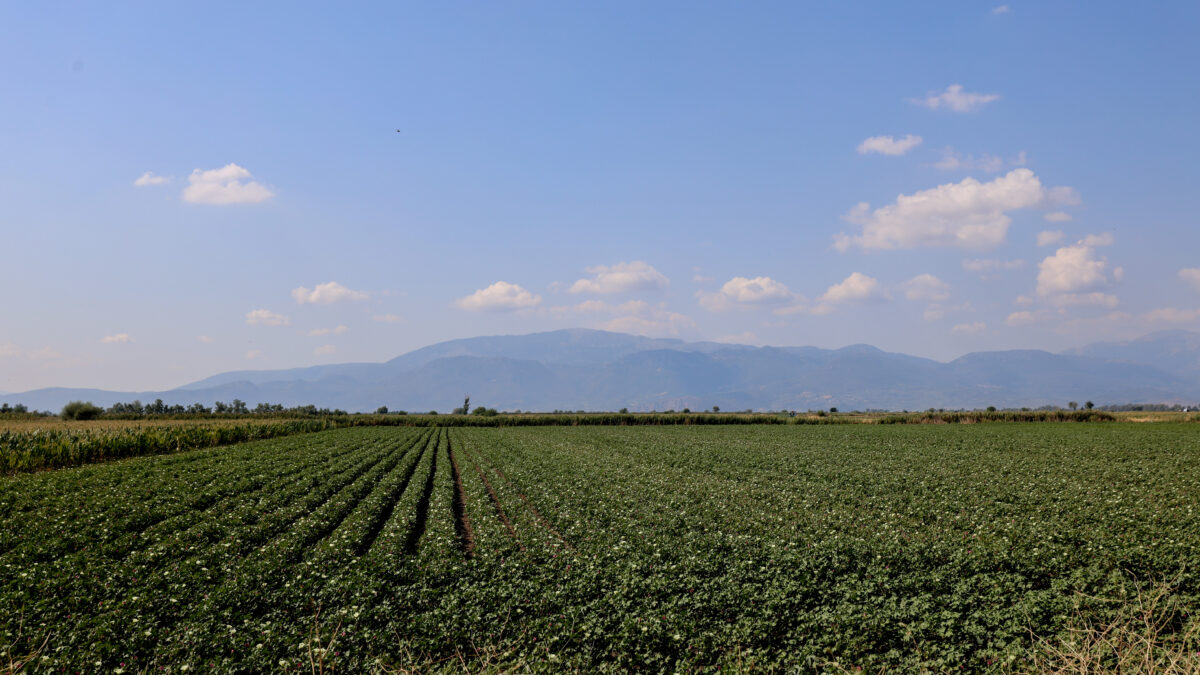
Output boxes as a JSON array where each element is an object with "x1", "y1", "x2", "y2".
[
  {"x1": 1065, "y1": 330, "x2": 1200, "y2": 375},
  {"x1": 4, "y1": 329, "x2": 1200, "y2": 412}
]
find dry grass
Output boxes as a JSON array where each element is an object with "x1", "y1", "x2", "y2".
[{"x1": 1021, "y1": 574, "x2": 1200, "y2": 674}]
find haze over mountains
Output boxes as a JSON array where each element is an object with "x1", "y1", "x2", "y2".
[{"x1": 4, "y1": 329, "x2": 1200, "y2": 413}]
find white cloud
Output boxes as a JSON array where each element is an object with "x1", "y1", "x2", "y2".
[
  {"x1": 245, "y1": 349, "x2": 263, "y2": 360},
  {"x1": 962, "y1": 258, "x2": 1026, "y2": 275},
  {"x1": 197, "y1": 335, "x2": 214, "y2": 344},
  {"x1": 910, "y1": 84, "x2": 1000, "y2": 113},
  {"x1": 923, "y1": 302, "x2": 972, "y2": 321},
  {"x1": 1044, "y1": 211, "x2": 1072, "y2": 223},
  {"x1": 101, "y1": 333, "x2": 131, "y2": 344},
  {"x1": 455, "y1": 281, "x2": 542, "y2": 312},
  {"x1": 820, "y1": 272, "x2": 887, "y2": 304},
  {"x1": 133, "y1": 171, "x2": 169, "y2": 187},
  {"x1": 304, "y1": 325, "x2": 349, "y2": 337},
  {"x1": 313, "y1": 344, "x2": 336, "y2": 356},
  {"x1": 697, "y1": 276, "x2": 798, "y2": 311},
  {"x1": 1145, "y1": 307, "x2": 1200, "y2": 323},
  {"x1": 902, "y1": 274, "x2": 950, "y2": 302},
  {"x1": 1036, "y1": 230, "x2": 1064, "y2": 247},
  {"x1": 857, "y1": 134, "x2": 923, "y2": 156},
  {"x1": 1047, "y1": 292, "x2": 1119, "y2": 309},
  {"x1": 599, "y1": 309, "x2": 695, "y2": 338},
  {"x1": 933, "y1": 148, "x2": 1024, "y2": 173},
  {"x1": 1180, "y1": 268, "x2": 1200, "y2": 292},
  {"x1": 245, "y1": 309, "x2": 290, "y2": 327},
  {"x1": 569, "y1": 261, "x2": 669, "y2": 294},
  {"x1": 183, "y1": 163, "x2": 274, "y2": 205},
  {"x1": 0, "y1": 344, "x2": 19, "y2": 358},
  {"x1": 1036, "y1": 238, "x2": 1117, "y2": 297},
  {"x1": 372, "y1": 314, "x2": 403, "y2": 324},
  {"x1": 1005, "y1": 311, "x2": 1038, "y2": 326},
  {"x1": 692, "y1": 274, "x2": 715, "y2": 284},
  {"x1": 291, "y1": 281, "x2": 368, "y2": 305},
  {"x1": 834, "y1": 169, "x2": 1071, "y2": 251},
  {"x1": 1080, "y1": 233, "x2": 1114, "y2": 247},
  {"x1": 992, "y1": 5, "x2": 1010, "y2": 15},
  {"x1": 1015, "y1": 295, "x2": 1034, "y2": 306},
  {"x1": 952, "y1": 322, "x2": 987, "y2": 335}
]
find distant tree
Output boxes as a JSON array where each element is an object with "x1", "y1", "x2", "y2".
[
  {"x1": 462, "y1": 395, "x2": 470, "y2": 414},
  {"x1": 427, "y1": 410, "x2": 439, "y2": 415},
  {"x1": 829, "y1": 407, "x2": 838, "y2": 413},
  {"x1": 986, "y1": 406, "x2": 997, "y2": 412},
  {"x1": 1068, "y1": 401, "x2": 1079, "y2": 410},
  {"x1": 619, "y1": 407, "x2": 629, "y2": 414},
  {"x1": 712, "y1": 405, "x2": 719, "y2": 413},
  {"x1": 682, "y1": 408, "x2": 691, "y2": 414},
  {"x1": 231, "y1": 399, "x2": 248, "y2": 414},
  {"x1": 375, "y1": 406, "x2": 389, "y2": 415},
  {"x1": 61, "y1": 401, "x2": 103, "y2": 420},
  {"x1": 1085, "y1": 401, "x2": 1094, "y2": 410}
]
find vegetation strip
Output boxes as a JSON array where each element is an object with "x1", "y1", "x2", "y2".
[{"x1": 462, "y1": 442, "x2": 523, "y2": 550}]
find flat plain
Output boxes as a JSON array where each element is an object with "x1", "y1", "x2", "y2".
[{"x1": 1, "y1": 423, "x2": 1198, "y2": 672}]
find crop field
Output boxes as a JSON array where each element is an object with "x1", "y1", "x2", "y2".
[{"x1": 1, "y1": 424, "x2": 1198, "y2": 672}]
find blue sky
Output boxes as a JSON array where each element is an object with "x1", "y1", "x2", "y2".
[{"x1": 2, "y1": 2, "x2": 1198, "y2": 392}]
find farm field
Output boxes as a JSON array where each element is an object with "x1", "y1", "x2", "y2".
[{"x1": 1, "y1": 424, "x2": 1198, "y2": 672}]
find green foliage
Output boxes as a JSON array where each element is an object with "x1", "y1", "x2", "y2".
[
  {"x1": 60, "y1": 400, "x2": 103, "y2": 420},
  {"x1": 1, "y1": 424, "x2": 1197, "y2": 671}
]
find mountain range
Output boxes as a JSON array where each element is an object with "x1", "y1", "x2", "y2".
[{"x1": 4, "y1": 329, "x2": 1200, "y2": 413}]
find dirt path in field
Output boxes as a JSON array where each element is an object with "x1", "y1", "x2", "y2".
[
  {"x1": 403, "y1": 429, "x2": 440, "y2": 555},
  {"x1": 447, "y1": 437, "x2": 476, "y2": 559},
  {"x1": 472, "y1": 445, "x2": 573, "y2": 551},
  {"x1": 461, "y1": 444, "x2": 524, "y2": 550}
]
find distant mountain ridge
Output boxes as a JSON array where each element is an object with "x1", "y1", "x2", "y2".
[{"x1": 4, "y1": 328, "x2": 1200, "y2": 412}]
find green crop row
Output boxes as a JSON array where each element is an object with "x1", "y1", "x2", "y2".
[{"x1": 1, "y1": 424, "x2": 1196, "y2": 672}]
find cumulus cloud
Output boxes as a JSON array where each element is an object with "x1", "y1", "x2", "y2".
[
  {"x1": 0, "y1": 344, "x2": 19, "y2": 358},
  {"x1": 952, "y1": 322, "x2": 987, "y2": 335},
  {"x1": 923, "y1": 302, "x2": 972, "y2": 321},
  {"x1": 313, "y1": 344, "x2": 336, "y2": 356},
  {"x1": 133, "y1": 171, "x2": 169, "y2": 186},
  {"x1": 834, "y1": 169, "x2": 1072, "y2": 251},
  {"x1": 910, "y1": 84, "x2": 1000, "y2": 113},
  {"x1": 1037, "y1": 230, "x2": 1065, "y2": 247},
  {"x1": 1006, "y1": 311, "x2": 1038, "y2": 326},
  {"x1": 304, "y1": 325, "x2": 349, "y2": 337},
  {"x1": 245, "y1": 309, "x2": 289, "y2": 326},
  {"x1": 902, "y1": 274, "x2": 950, "y2": 302},
  {"x1": 101, "y1": 333, "x2": 131, "y2": 344},
  {"x1": 455, "y1": 281, "x2": 542, "y2": 312},
  {"x1": 857, "y1": 134, "x2": 923, "y2": 156},
  {"x1": 1047, "y1": 292, "x2": 1119, "y2": 309},
  {"x1": 599, "y1": 307, "x2": 695, "y2": 338},
  {"x1": 1044, "y1": 211, "x2": 1072, "y2": 223},
  {"x1": 697, "y1": 276, "x2": 798, "y2": 311},
  {"x1": 1036, "y1": 236, "x2": 1117, "y2": 297},
  {"x1": 183, "y1": 163, "x2": 274, "y2": 205},
  {"x1": 569, "y1": 261, "x2": 668, "y2": 294},
  {"x1": 820, "y1": 272, "x2": 887, "y2": 304},
  {"x1": 933, "y1": 148, "x2": 1024, "y2": 172},
  {"x1": 372, "y1": 314, "x2": 403, "y2": 324},
  {"x1": 1179, "y1": 268, "x2": 1200, "y2": 292},
  {"x1": 291, "y1": 282, "x2": 368, "y2": 305},
  {"x1": 1145, "y1": 307, "x2": 1200, "y2": 323}
]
